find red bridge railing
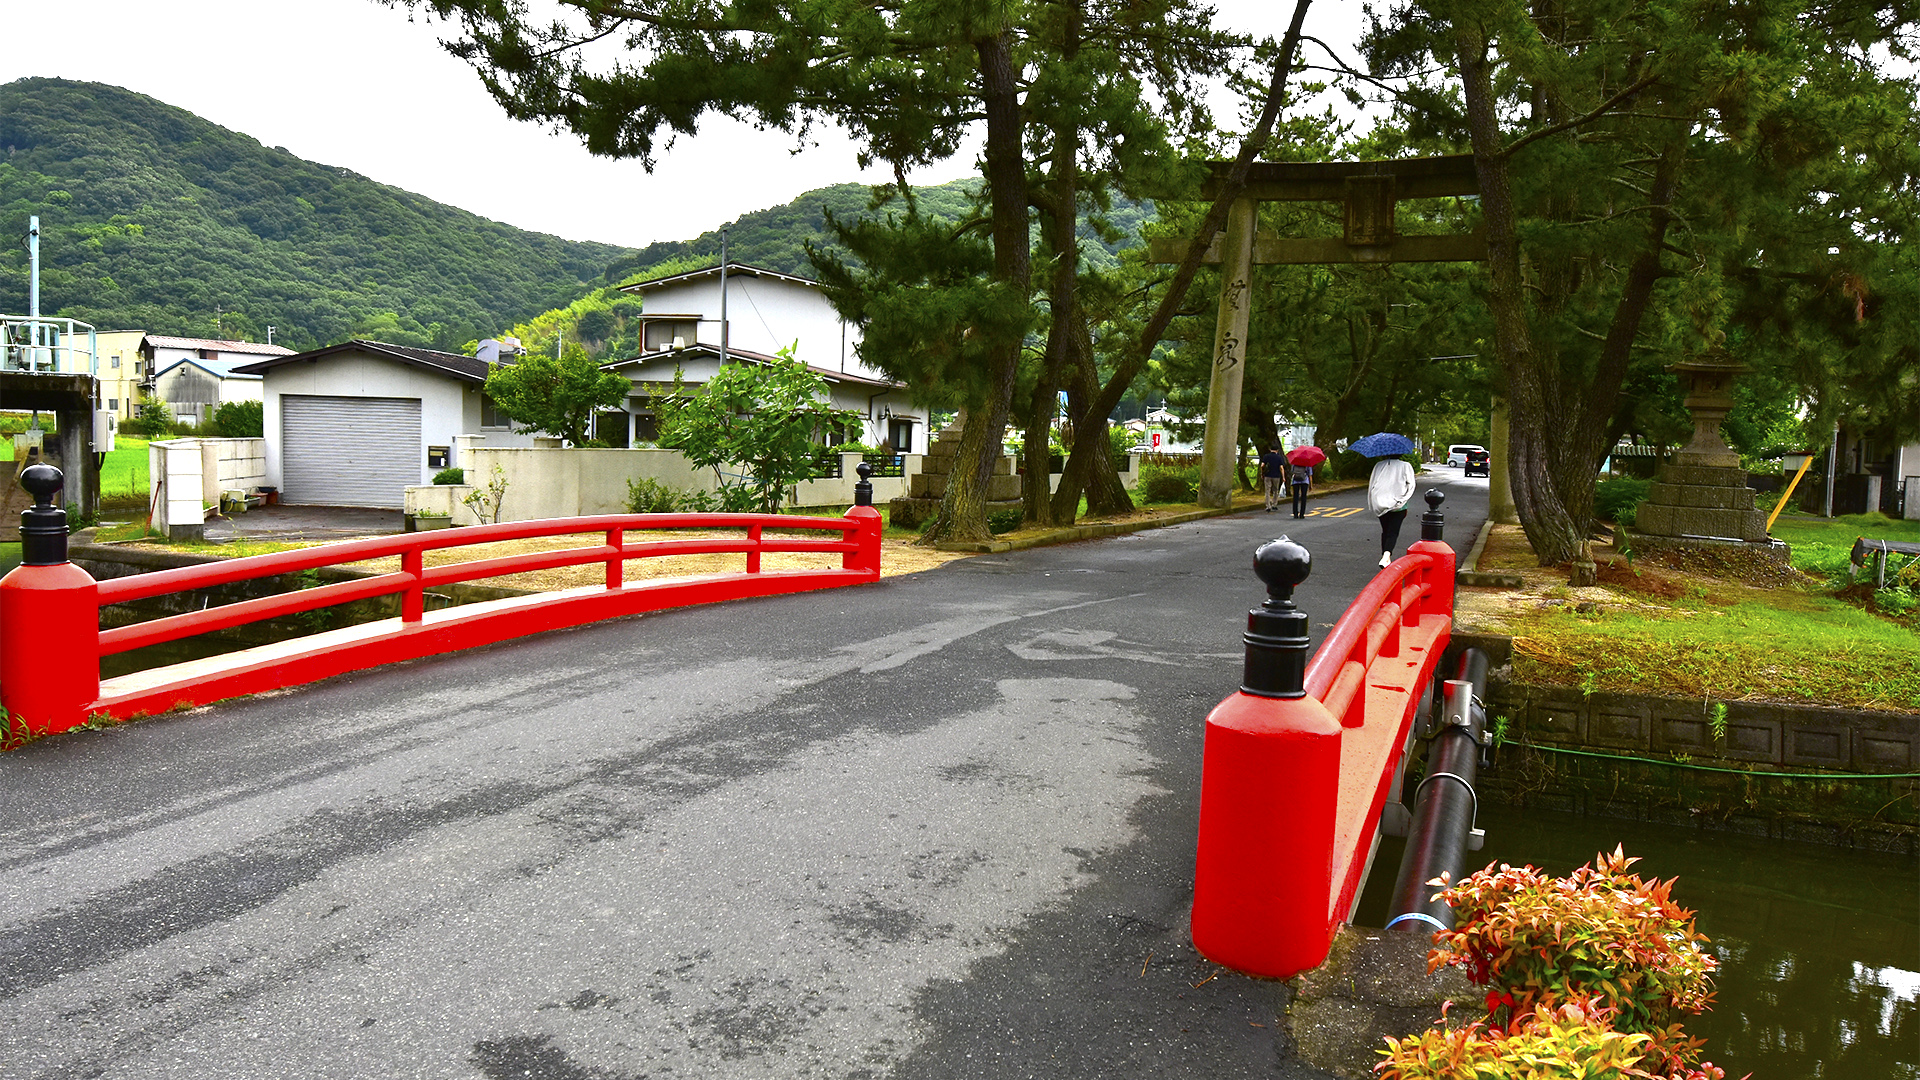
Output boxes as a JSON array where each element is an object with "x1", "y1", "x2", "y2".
[
  {"x1": 1191, "y1": 490, "x2": 1457, "y2": 979},
  {"x1": 1, "y1": 463, "x2": 882, "y2": 738}
]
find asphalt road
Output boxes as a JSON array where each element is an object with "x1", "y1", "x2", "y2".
[{"x1": 1, "y1": 473, "x2": 1487, "y2": 1080}]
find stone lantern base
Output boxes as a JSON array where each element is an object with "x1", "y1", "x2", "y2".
[{"x1": 888, "y1": 419, "x2": 1023, "y2": 529}]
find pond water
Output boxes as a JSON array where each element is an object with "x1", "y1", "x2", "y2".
[{"x1": 1357, "y1": 805, "x2": 1918, "y2": 1079}]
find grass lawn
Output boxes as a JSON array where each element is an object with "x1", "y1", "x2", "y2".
[
  {"x1": 1, "y1": 436, "x2": 152, "y2": 507},
  {"x1": 1466, "y1": 509, "x2": 1920, "y2": 713},
  {"x1": 1768, "y1": 508, "x2": 1920, "y2": 579},
  {"x1": 100, "y1": 437, "x2": 151, "y2": 505}
]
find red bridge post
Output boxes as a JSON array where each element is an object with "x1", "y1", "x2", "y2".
[
  {"x1": 842, "y1": 462, "x2": 882, "y2": 579},
  {"x1": 1191, "y1": 536, "x2": 1342, "y2": 978},
  {"x1": 0, "y1": 464, "x2": 99, "y2": 737}
]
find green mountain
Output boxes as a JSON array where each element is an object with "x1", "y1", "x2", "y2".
[
  {"x1": 0, "y1": 78, "x2": 1150, "y2": 356},
  {"x1": 606, "y1": 179, "x2": 1151, "y2": 285},
  {"x1": 602, "y1": 181, "x2": 985, "y2": 284},
  {"x1": 0, "y1": 77, "x2": 636, "y2": 352}
]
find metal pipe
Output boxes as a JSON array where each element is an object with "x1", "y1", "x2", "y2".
[{"x1": 1384, "y1": 648, "x2": 1488, "y2": 933}]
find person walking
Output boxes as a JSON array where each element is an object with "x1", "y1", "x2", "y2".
[
  {"x1": 1368, "y1": 455, "x2": 1417, "y2": 566},
  {"x1": 1259, "y1": 445, "x2": 1288, "y2": 512},
  {"x1": 1289, "y1": 460, "x2": 1312, "y2": 518}
]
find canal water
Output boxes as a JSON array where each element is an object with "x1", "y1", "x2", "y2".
[{"x1": 1357, "y1": 805, "x2": 1918, "y2": 1078}]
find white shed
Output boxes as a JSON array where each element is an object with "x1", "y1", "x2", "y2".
[{"x1": 233, "y1": 340, "x2": 534, "y2": 507}]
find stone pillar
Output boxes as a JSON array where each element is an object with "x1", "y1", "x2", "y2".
[
  {"x1": 1488, "y1": 396, "x2": 1518, "y2": 525},
  {"x1": 1198, "y1": 198, "x2": 1257, "y2": 509}
]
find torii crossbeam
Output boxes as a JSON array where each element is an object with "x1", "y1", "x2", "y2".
[{"x1": 1148, "y1": 155, "x2": 1483, "y2": 507}]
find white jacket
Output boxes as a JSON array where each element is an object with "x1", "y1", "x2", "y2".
[{"x1": 1367, "y1": 458, "x2": 1417, "y2": 517}]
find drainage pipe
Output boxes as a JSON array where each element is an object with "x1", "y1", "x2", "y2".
[{"x1": 1384, "y1": 648, "x2": 1489, "y2": 933}]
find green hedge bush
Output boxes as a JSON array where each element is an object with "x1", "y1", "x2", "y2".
[{"x1": 1594, "y1": 476, "x2": 1652, "y2": 527}]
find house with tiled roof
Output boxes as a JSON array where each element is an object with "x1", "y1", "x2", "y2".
[
  {"x1": 611, "y1": 262, "x2": 924, "y2": 452},
  {"x1": 139, "y1": 335, "x2": 293, "y2": 421},
  {"x1": 232, "y1": 339, "x2": 536, "y2": 507}
]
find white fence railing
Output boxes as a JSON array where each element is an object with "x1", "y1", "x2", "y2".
[{"x1": 1, "y1": 315, "x2": 98, "y2": 375}]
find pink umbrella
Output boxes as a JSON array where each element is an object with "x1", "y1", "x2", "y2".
[{"x1": 1286, "y1": 446, "x2": 1327, "y2": 467}]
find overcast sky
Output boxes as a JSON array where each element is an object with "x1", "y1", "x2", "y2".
[{"x1": 0, "y1": 1, "x2": 1372, "y2": 250}]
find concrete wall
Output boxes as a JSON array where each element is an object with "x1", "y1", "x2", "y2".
[
  {"x1": 460, "y1": 448, "x2": 917, "y2": 522},
  {"x1": 1453, "y1": 635, "x2": 1919, "y2": 852},
  {"x1": 147, "y1": 437, "x2": 265, "y2": 539}
]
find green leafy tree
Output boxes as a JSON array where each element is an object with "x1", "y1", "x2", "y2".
[
  {"x1": 1361, "y1": 0, "x2": 1920, "y2": 564},
  {"x1": 392, "y1": 0, "x2": 1262, "y2": 541},
  {"x1": 131, "y1": 396, "x2": 174, "y2": 438},
  {"x1": 0, "y1": 78, "x2": 627, "y2": 352},
  {"x1": 481, "y1": 342, "x2": 629, "y2": 446},
  {"x1": 656, "y1": 348, "x2": 860, "y2": 513},
  {"x1": 207, "y1": 399, "x2": 264, "y2": 438}
]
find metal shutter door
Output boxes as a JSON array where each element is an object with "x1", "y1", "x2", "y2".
[{"x1": 281, "y1": 395, "x2": 422, "y2": 507}]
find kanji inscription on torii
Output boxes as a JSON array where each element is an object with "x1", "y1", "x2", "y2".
[{"x1": 1155, "y1": 155, "x2": 1485, "y2": 509}]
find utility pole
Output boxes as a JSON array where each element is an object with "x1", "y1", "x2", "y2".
[
  {"x1": 27, "y1": 215, "x2": 40, "y2": 367},
  {"x1": 718, "y1": 225, "x2": 730, "y2": 366}
]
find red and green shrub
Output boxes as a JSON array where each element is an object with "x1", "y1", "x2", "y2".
[{"x1": 1376, "y1": 846, "x2": 1739, "y2": 1080}]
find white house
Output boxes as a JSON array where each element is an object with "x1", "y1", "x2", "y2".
[
  {"x1": 613, "y1": 262, "x2": 927, "y2": 453},
  {"x1": 602, "y1": 344, "x2": 919, "y2": 451},
  {"x1": 232, "y1": 339, "x2": 536, "y2": 507}
]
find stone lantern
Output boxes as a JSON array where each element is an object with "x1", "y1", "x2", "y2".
[{"x1": 1629, "y1": 353, "x2": 1772, "y2": 547}]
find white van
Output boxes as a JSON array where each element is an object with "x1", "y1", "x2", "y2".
[{"x1": 1446, "y1": 444, "x2": 1486, "y2": 468}]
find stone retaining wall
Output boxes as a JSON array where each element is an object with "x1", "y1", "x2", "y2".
[{"x1": 1448, "y1": 634, "x2": 1919, "y2": 854}]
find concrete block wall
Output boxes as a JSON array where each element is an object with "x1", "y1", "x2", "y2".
[
  {"x1": 461, "y1": 448, "x2": 919, "y2": 522},
  {"x1": 1491, "y1": 683, "x2": 1920, "y2": 774},
  {"x1": 1473, "y1": 678, "x2": 1918, "y2": 852},
  {"x1": 148, "y1": 438, "x2": 267, "y2": 539}
]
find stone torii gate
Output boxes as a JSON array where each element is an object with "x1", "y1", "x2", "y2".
[{"x1": 1147, "y1": 155, "x2": 1484, "y2": 507}]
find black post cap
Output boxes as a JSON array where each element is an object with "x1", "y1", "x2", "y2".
[
  {"x1": 1420, "y1": 487, "x2": 1446, "y2": 543},
  {"x1": 853, "y1": 460, "x2": 874, "y2": 507},
  {"x1": 1242, "y1": 536, "x2": 1312, "y2": 698},
  {"x1": 17, "y1": 462, "x2": 69, "y2": 566}
]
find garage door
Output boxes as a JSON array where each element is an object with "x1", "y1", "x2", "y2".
[{"x1": 281, "y1": 395, "x2": 422, "y2": 507}]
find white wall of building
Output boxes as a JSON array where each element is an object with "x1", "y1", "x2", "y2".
[
  {"x1": 643, "y1": 273, "x2": 874, "y2": 380},
  {"x1": 610, "y1": 354, "x2": 926, "y2": 454}
]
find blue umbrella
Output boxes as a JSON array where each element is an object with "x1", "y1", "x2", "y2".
[{"x1": 1349, "y1": 431, "x2": 1417, "y2": 458}]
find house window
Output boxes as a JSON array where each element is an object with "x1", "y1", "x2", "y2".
[
  {"x1": 110, "y1": 355, "x2": 121, "y2": 369},
  {"x1": 108, "y1": 398, "x2": 118, "y2": 411},
  {"x1": 481, "y1": 393, "x2": 511, "y2": 429},
  {"x1": 888, "y1": 417, "x2": 916, "y2": 452},
  {"x1": 643, "y1": 320, "x2": 698, "y2": 351}
]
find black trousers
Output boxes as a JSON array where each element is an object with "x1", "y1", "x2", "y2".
[
  {"x1": 1292, "y1": 484, "x2": 1309, "y2": 516},
  {"x1": 1378, "y1": 508, "x2": 1407, "y2": 553}
]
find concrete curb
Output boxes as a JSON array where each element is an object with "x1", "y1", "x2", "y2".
[
  {"x1": 933, "y1": 505, "x2": 1240, "y2": 553},
  {"x1": 1455, "y1": 518, "x2": 1523, "y2": 588}
]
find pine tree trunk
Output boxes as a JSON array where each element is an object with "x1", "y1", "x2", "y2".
[
  {"x1": 1456, "y1": 22, "x2": 1681, "y2": 567},
  {"x1": 922, "y1": 31, "x2": 1029, "y2": 546}
]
